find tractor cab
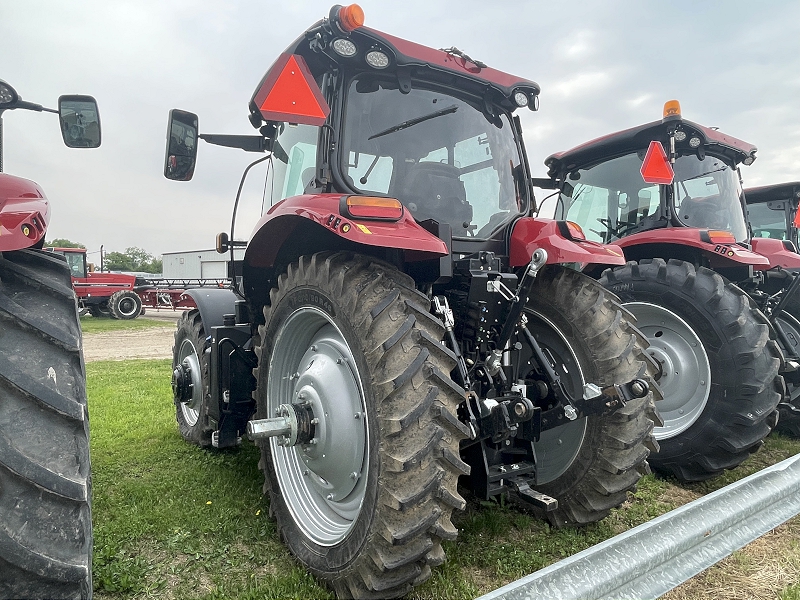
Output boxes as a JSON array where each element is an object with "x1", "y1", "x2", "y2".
[
  {"x1": 547, "y1": 101, "x2": 768, "y2": 279},
  {"x1": 745, "y1": 181, "x2": 800, "y2": 250}
]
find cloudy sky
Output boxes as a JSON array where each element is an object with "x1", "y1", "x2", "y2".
[{"x1": 3, "y1": 1, "x2": 799, "y2": 260}]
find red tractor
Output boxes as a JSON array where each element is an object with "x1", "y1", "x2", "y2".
[
  {"x1": 163, "y1": 5, "x2": 660, "y2": 597},
  {"x1": 0, "y1": 79, "x2": 98, "y2": 598},
  {"x1": 547, "y1": 101, "x2": 787, "y2": 482}
]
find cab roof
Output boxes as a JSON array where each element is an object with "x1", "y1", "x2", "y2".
[
  {"x1": 545, "y1": 117, "x2": 757, "y2": 179},
  {"x1": 249, "y1": 15, "x2": 539, "y2": 125},
  {"x1": 745, "y1": 182, "x2": 800, "y2": 204}
]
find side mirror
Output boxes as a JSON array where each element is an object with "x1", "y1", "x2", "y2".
[
  {"x1": 164, "y1": 109, "x2": 199, "y2": 181},
  {"x1": 58, "y1": 95, "x2": 101, "y2": 148}
]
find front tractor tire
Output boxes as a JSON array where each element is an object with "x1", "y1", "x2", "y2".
[
  {"x1": 600, "y1": 258, "x2": 784, "y2": 482},
  {"x1": 254, "y1": 252, "x2": 469, "y2": 599},
  {"x1": 109, "y1": 289, "x2": 142, "y2": 320},
  {"x1": 172, "y1": 310, "x2": 213, "y2": 447},
  {"x1": 518, "y1": 266, "x2": 660, "y2": 526},
  {"x1": 0, "y1": 249, "x2": 92, "y2": 599}
]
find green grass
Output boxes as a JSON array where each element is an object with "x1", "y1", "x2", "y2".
[
  {"x1": 88, "y1": 360, "x2": 800, "y2": 599},
  {"x1": 80, "y1": 316, "x2": 173, "y2": 334}
]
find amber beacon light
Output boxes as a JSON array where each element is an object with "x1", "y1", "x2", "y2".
[{"x1": 337, "y1": 4, "x2": 365, "y2": 32}]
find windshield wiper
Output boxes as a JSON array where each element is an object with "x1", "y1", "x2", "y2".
[
  {"x1": 369, "y1": 105, "x2": 458, "y2": 140},
  {"x1": 681, "y1": 165, "x2": 728, "y2": 183}
]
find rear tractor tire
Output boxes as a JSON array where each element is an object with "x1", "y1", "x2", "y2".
[
  {"x1": 254, "y1": 252, "x2": 469, "y2": 598},
  {"x1": 771, "y1": 310, "x2": 800, "y2": 437},
  {"x1": 516, "y1": 266, "x2": 660, "y2": 526},
  {"x1": 600, "y1": 258, "x2": 784, "y2": 482},
  {"x1": 0, "y1": 249, "x2": 92, "y2": 599},
  {"x1": 109, "y1": 289, "x2": 142, "y2": 320}
]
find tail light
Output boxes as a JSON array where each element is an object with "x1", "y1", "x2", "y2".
[
  {"x1": 342, "y1": 196, "x2": 404, "y2": 221},
  {"x1": 700, "y1": 230, "x2": 737, "y2": 244},
  {"x1": 557, "y1": 220, "x2": 587, "y2": 241}
]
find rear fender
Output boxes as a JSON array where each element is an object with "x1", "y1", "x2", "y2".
[
  {"x1": 184, "y1": 288, "x2": 238, "y2": 330},
  {"x1": 0, "y1": 173, "x2": 50, "y2": 251},
  {"x1": 509, "y1": 218, "x2": 626, "y2": 268},
  {"x1": 750, "y1": 237, "x2": 800, "y2": 270},
  {"x1": 244, "y1": 193, "x2": 448, "y2": 269},
  {"x1": 617, "y1": 228, "x2": 771, "y2": 270}
]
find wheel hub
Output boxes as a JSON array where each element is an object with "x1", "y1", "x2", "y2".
[
  {"x1": 174, "y1": 339, "x2": 203, "y2": 426},
  {"x1": 624, "y1": 302, "x2": 711, "y2": 440}
]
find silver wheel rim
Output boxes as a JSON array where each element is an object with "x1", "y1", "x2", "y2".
[
  {"x1": 268, "y1": 306, "x2": 368, "y2": 546},
  {"x1": 625, "y1": 302, "x2": 711, "y2": 440},
  {"x1": 177, "y1": 337, "x2": 202, "y2": 426},
  {"x1": 118, "y1": 295, "x2": 139, "y2": 317},
  {"x1": 526, "y1": 309, "x2": 588, "y2": 485}
]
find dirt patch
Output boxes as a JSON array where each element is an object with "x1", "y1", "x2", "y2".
[{"x1": 83, "y1": 326, "x2": 176, "y2": 362}]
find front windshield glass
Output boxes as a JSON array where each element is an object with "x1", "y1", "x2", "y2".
[
  {"x1": 557, "y1": 151, "x2": 749, "y2": 243},
  {"x1": 748, "y1": 202, "x2": 788, "y2": 240},
  {"x1": 341, "y1": 77, "x2": 525, "y2": 238}
]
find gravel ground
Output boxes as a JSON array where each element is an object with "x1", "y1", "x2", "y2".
[{"x1": 82, "y1": 311, "x2": 182, "y2": 363}]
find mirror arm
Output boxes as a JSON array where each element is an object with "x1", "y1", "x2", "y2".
[
  {"x1": 12, "y1": 99, "x2": 58, "y2": 114},
  {"x1": 530, "y1": 177, "x2": 557, "y2": 190},
  {"x1": 198, "y1": 134, "x2": 267, "y2": 153}
]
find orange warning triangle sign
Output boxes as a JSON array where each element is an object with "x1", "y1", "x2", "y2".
[
  {"x1": 254, "y1": 54, "x2": 330, "y2": 126},
  {"x1": 640, "y1": 140, "x2": 675, "y2": 185}
]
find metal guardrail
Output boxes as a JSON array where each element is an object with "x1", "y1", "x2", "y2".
[{"x1": 478, "y1": 453, "x2": 800, "y2": 600}]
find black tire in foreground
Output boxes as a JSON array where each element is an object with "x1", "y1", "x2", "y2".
[
  {"x1": 172, "y1": 310, "x2": 213, "y2": 447},
  {"x1": 600, "y1": 258, "x2": 784, "y2": 482},
  {"x1": 517, "y1": 266, "x2": 660, "y2": 526},
  {"x1": 254, "y1": 252, "x2": 469, "y2": 599},
  {"x1": 109, "y1": 289, "x2": 142, "y2": 320},
  {"x1": 0, "y1": 249, "x2": 92, "y2": 599}
]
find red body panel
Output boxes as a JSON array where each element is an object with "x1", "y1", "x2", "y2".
[
  {"x1": 616, "y1": 228, "x2": 771, "y2": 269},
  {"x1": 0, "y1": 173, "x2": 50, "y2": 251},
  {"x1": 750, "y1": 237, "x2": 800, "y2": 270},
  {"x1": 509, "y1": 218, "x2": 626, "y2": 268},
  {"x1": 245, "y1": 193, "x2": 449, "y2": 268},
  {"x1": 72, "y1": 272, "x2": 136, "y2": 300}
]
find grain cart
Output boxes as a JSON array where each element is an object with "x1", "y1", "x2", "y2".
[
  {"x1": 163, "y1": 6, "x2": 658, "y2": 597},
  {"x1": 547, "y1": 101, "x2": 785, "y2": 482},
  {"x1": 0, "y1": 79, "x2": 98, "y2": 598}
]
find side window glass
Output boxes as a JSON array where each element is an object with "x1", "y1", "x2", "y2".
[
  {"x1": 346, "y1": 152, "x2": 393, "y2": 193},
  {"x1": 565, "y1": 184, "x2": 609, "y2": 243},
  {"x1": 268, "y1": 124, "x2": 319, "y2": 205}
]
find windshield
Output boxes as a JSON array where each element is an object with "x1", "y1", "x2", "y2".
[
  {"x1": 557, "y1": 151, "x2": 749, "y2": 243},
  {"x1": 748, "y1": 202, "x2": 789, "y2": 240},
  {"x1": 341, "y1": 77, "x2": 525, "y2": 238}
]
